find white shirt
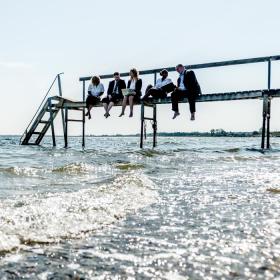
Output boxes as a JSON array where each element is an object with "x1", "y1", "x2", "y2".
[
  {"x1": 88, "y1": 83, "x2": 105, "y2": 97},
  {"x1": 155, "y1": 78, "x2": 173, "y2": 89},
  {"x1": 129, "y1": 79, "x2": 136, "y2": 90},
  {"x1": 179, "y1": 71, "x2": 186, "y2": 90}
]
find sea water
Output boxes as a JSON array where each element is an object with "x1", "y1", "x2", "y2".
[{"x1": 0, "y1": 136, "x2": 280, "y2": 279}]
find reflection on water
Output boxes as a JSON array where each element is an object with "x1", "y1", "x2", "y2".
[{"x1": 0, "y1": 136, "x2": 280, "y2": 279}]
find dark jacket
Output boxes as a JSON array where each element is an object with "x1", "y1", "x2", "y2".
[
  {"x1": 128, "y1": 79, "x2": 142, "y2": 97},
  {"x1": 177, "y1": 70, "x2": 201, "y2": 96},
  {"x1": 107, "y1": 79, "x2": 126, "y2": 97}
]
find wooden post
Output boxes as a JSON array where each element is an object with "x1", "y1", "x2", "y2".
[
  {"x1": 82, "y1": 81, "x2": 86, "y2": 148},
  {"x1": 48, "y1": 98, "x2": 56, "y2": 147},
  {"x1": 266, "y1": 60, "x2": 271, "y2": 149},
  {"x1": 154, "y1": 72, "x2": 157, "y2": 86},
  {"x1": 261, "y1": 95, "x2": 268, "y2": 149},
  {"x1": 266, "y1": 98, "x2": 271, "y2": 149},
  {"x1": 153, "y1": 104, "x2": 157, "y2": 148},
  {"x1": 140, "y1": 103, "x2": 145, "y2": 148},
  {"x1": 65, "y1": 108, "x2": 68, "y2": 148},
  {"x1": 57, "y1": 74, "x2": 67, "y2": 147}
]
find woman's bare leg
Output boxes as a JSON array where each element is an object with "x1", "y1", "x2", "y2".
[
  {"x1": 103, "y1": 103, "x2": 108, "y2": 114},
  {"x1": 87, "y1": 105, "x2": 93, "y2": 119},
  {"x1": 119, "y1": 96, "x2": 127, "y2": 117},
  {"x1": 107, "y1": 102, "x2": 114, "y2": 113},
  {"x1": 129, "y1": 95, "x2": 134, "y2": 117}
]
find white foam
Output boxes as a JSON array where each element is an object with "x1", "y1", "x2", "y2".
[{"x1": 0, "y1": 173, "x2": 157, "y2": 252}]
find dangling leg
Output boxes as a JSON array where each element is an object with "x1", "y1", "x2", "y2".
[
  {"x1": 171, "y1": 90, "x2": 180, "y2": 119},
  {"x1": 107, "y1": 101, "x2": 114, "y2": 115},
  {"x1": 129, "y1": 95, "x2": 134, "y2": 117},
  {"x1": 87, "y1": 105, "x2": 93, "y2": 119},
  {"x1": 119, "y1": 96, "x2": 127, "y2": 117},
  {"x1": 103, "y1": 102, "x2": 108, "y2": 116},
  {"x1": 188, "y1": 95, "x2": 196, "y2": 120}
]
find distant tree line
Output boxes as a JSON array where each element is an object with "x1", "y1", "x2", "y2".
[{"x1": 92, "y1": 130, "x2": 280, "y2": 137}]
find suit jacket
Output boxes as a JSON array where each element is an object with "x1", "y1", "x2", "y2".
[
  {"x1": 127, "y1": 79, "x2": 142, "y2": 96},
  {"x1": 177, "y1": 70, "x2": 202, "y2": 96},
  {"x1": 107, "y1": 79, "x2": 126, "y2": 97}
]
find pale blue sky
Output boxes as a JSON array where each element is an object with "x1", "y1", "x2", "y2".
[{"x1": 0, "y1": 0, "x2": 280, "y2": 135}]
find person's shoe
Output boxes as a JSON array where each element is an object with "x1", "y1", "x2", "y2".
[
  {"x1": 88, "y1": 114, "x2": 91, "y2": 120},
  {"x1": 105, "y1": 113, "x2": 110, "y2": 118},
  {"x1": 129, "y1": 112, "x2": 133, "y2": 118},
  {"x1": 172, "y1": 112, "x2": 180, "y2": 119},
  {"x1": 191, "y1": 113, "x2": 195, "y2": 121},
  {"x1": 119, "y1": 112, "x2": 124, "y2": 117},
  {"x1": 85, "y1": 111, "x2": 89, "y2": 116}
]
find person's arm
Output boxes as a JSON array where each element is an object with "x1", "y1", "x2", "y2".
[
  {"x1": 98, "y1": 84, "x2": 105, "y2": 97},
  {"x1": 136, "y1": 79, "x2": 142, "y2": 92},
  {"x1": 87, "y1": 84, "x2": 92, "y2": 95},
  {"x1": 120, "y1": 80, "x2": 126, "y2": 89},
  {"x1": 107, "y1": 81, "x2": 113, "y2": 95}
]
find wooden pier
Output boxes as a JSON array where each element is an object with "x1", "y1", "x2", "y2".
[{"x1": 20, "y1": 55, "x2": 280, "y2": 149}]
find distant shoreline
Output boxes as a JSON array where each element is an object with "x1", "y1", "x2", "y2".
[{"x1": 2, "y1": 131, "x2": 280, "y2": 138}]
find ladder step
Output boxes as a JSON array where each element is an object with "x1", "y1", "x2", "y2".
[
  {"x1": 67, "y1": 108, "x2": 84, "y2": 111},
  {"x1": 39, "y1": 120, "x2": 49, "y2": 124},
  {"x1": 67, "y1": 119, "x2": 83, "y2": 122},
  {"x1": 33, "y1": 132, "x2": 42, "y2": 135},
  {"x1": 143, "y1": 117, "x2": 154, "y2": 121},
  {"x1": 46, "y1": 109, "x2": 59, "y2": 112}
]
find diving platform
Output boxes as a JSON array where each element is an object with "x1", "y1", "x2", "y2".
[{"x1": 20, "y1": 55, "x2": 280, "y2": 149}]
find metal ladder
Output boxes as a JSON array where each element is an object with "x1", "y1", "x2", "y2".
[
  {"x1": 20, "y1": 73, "x2": 64, "y2": 146},
  {"x1": 20, "y1": 96, "x2": 64, "y2": 145}
]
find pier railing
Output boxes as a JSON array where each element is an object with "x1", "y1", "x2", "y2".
[{"x1": 79, "y1": 55, "x2": 280, "y2": 100}]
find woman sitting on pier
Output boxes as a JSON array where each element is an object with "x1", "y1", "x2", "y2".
[
  {"x1": 119, "y1": 68, "x2": 142, "y2": 118},
  {"x1": 85, "y1": 76, "x2": 104, "y2": 119},
  {"x1": 141, "y1": 69, "x2": 175, "y2": 101}
]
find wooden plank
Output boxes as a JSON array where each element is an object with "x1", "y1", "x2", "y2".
[{"x1": 61, "y1": 89, "x2": 280, "y2": 110}]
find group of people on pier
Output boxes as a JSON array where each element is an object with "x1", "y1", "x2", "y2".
[{"x1": 85, "y1": 64, "x2": 202, "y2": 121}]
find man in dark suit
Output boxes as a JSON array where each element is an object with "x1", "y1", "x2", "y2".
[
  {"x1": 102, "y1": 72, "x2": 126, "y2": 118},
  {"x1": 171, "y1": 64, "x2": 201, "y2": 120}
]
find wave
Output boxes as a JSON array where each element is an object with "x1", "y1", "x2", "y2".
[
  {"x1": 52, "y1": 162, "x2": 95, "y2": 174},
  {"x1": 266, "y1": 188, "x2": 280, "y2": 194},
  {"x1": 0, "y1": 173, "x2": 157, "y2": 254},
  {"x1": 0, "y1": 166, "x2": 44, "y2": 177},
  {"x1": 136, "y1": 149, "x2": 172, "y2": 157},
  {"x1": 115, "y1": 163, "x2": 145, "y2": 170}
]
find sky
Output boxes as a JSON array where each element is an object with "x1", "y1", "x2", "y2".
[{"x1": 0, "y1": 0, "x2": 280, "y2": 136}]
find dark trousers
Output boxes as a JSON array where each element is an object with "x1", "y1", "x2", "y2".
[
  {"x1": 142, "y1": 86, "x2": 167, "y2": 100},
  {"x1": 171, "y1": 89, "x2": 196, "y2": 113}
]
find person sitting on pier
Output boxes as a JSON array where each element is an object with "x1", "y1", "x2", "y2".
[
  {"x1": 102, "y1": 72, "x2": 126, "y2": 118},
  {"x1": 119, "y1": 68, "x2": 142, "y2": 118},
  {"x1": 85, "y1": 75, "x2": 105, "y2": 119},
  {"x1": 171, "y1": 64, "x2": 201, "y2": 120},
  {"x1": 141, "y1": 69, "x2": 175, "y2": 101}
]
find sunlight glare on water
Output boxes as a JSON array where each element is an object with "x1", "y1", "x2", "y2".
[{"x1": 0, "y1": 136, "x2": 280, "y2": 279}]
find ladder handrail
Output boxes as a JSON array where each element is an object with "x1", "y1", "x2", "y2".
[{"x1": 19, "y1": 73, "x2": 63, "y2": 144}]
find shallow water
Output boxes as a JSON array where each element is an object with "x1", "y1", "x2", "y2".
[{"x1": 0, "y1": 136, "x2": 280, "y2": 279}]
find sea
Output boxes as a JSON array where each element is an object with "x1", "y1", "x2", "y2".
[{"x1": 0, "y1": 135, "x2": 280, "y2": 280}]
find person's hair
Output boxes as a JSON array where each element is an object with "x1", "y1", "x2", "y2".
[
  {"x1": 91, "y1": 76, "x2": 100, "y2": 85},
  {"x1": 160, "y1": 69, "x2": 168, "y2": 76},
  {"x1": 130, "y1": 68, "x2": 139, "y2": 80},
  {"x1": 176, "y1": 64, "x2": 184, "y2": 68},
  {"x1": 113, "y1": 72, "x2": 120, "y2": 76}
]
